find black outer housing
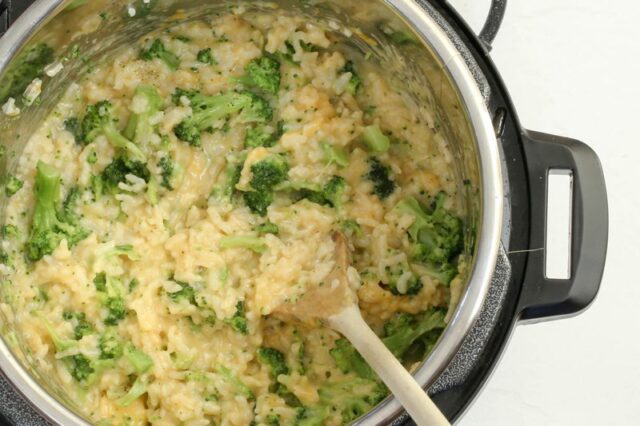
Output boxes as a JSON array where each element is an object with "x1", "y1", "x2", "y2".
[{"x1": 0, "y1": 0, "x2": 608, "y2": 424}]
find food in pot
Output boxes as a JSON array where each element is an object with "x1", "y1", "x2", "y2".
[{"x1": 0, "y1": 10, "x2": 466, "y2": 426}]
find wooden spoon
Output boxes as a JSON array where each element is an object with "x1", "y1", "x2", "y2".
[{"x1": 275, "y1": 232, "x2": 450, "y2": 426}]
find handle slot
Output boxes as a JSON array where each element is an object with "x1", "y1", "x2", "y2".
[{"x1": 545, "y1": 169, "x2": 573, "y2": 280}]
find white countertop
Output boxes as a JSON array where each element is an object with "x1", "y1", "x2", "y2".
[{"x1": 448, "y1": 1, "x2": 640, "y2": 425}]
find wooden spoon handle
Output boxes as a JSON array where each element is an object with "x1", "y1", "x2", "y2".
[{"x1": 329, "y1": 306, "x2": 451, "y2": 426}]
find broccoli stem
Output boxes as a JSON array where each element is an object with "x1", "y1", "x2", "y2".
[
  {"x1": 219, "y1": 235, "x2": 267, "y2": 254},
  {"x1": 116, "y1": 375, "x2": 149, "y2": 407},
  {"x1": 361, "y1": 125, "x2": 390, "y2": 153}
]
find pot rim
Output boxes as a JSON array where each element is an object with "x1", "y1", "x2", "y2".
[{"x1": 0, "y1": 0, "x2": 504, "y2": 424}]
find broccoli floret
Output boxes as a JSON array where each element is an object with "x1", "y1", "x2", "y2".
[
  {"x1": 167, "y1": 279, "x2": 196, "y2": 305},
  {"x1": 294, "y1": 406, "x2": 328, "y2": 426},
  {"x1": 60, "y1": 186, "x2": 83, "y2": 224},
  {"x1": 249, "y1": 155, "x2": 289, "y2": 192},
  {"x1": 0, "y1": 43, "x2": 54, "y2": 104},
  {"x1": 25, "y1": 162, "x2": 90, "y2": 261},
  {"x1": 321, "y1": 142, "x2": 349, "y2": 167},
  {"x1": 340, "y1": 60, "x2": 362, "y2": 96},
  {"x1": 242, "y1": 190, "x2": 273, "y2": 216},
  {"x1": 226, "y1": 301, "x2": 249, "y2": 334},
  {"x1": 197, "y1": 48, "x2": 216, "y2": 65},
  {"x1": 104, "y1": 297, "x2": 126, "y2": 325},
  {"x1": 383, "y1": 253, "x2": 423, "y2": 296},
  {"x1": 318, "y1": 378, "x2": 387, "y2": 423},
  {"x1": 124, "y1": 343, "x2": 154, "y2": 374},
  {"x1": 244, "y1": 122, "x2": 283, "y2": 149},
  {"x1": 217, "y1": 365, "x2": 254, "y2": 400},
  {"x1": 158, "y1": 155, "x2": 175, "y2": 190},
  {"x1": 140, "y1": 39, "x2": 180, "y2": 71},
  {"x1": 81, "y1": 100, "x2": 146, "y2": 161},
  {"x1": 123, "y1": 85, "x2": 163, "y2": 144},
  {"x1": 365, "y1": 157, "x2": 395, "y2": 199},
  {"x1": 340, "y1": 219, "x2": 363, "y2": 238},
  {"x1": 257, "y1": 347, "x2": 289, "y2": 379},
  {"x1": 69, "y1": 354, "x2": 95, "y2": 383},
  {"x1": 64, "y1": 117, "x2": 83, "y2": 144},
  {"x1": 298, "y1": 176, "x2": 347, "y2": 209},
  {"x1": 62, "y1": 311, "x2": 93, "y2": 340},
  {"x1": 1, "y1": 224, "x2": 19, "y2": 239},
  {"x1": 253, "y1": 221, "x2": 279, "y2": 235},
  {"x1": 99, "y1": 327, "x2": 123, "y2": 359},
  {"x1": 94, "y1": 274, "x2": 127, "y2": 325},
  {"x1": 173, "y1": 90, "x2": 272, "y2": 147},
  {"x1": 236, "y1": 55, "x2": 281, "y2": 94},
  {"x1": 382, "y1": 309, "x2": 445, "y2": 359},
  {"x1": 241, "y1": 154, "x2": 289, "y2": 215},
  {"x1": 0, "y1": 249, "x2": 10, "y2": 267},
  {"x1": 330, "y1": 338, "x2": 375, "y2": 380},
  {"x1": 5, "y1": 175, "x2": 23, "y2": 197},
  {"x1": 361, "y1": 125, "x2": 390, "y2": 154},
  {"x1": 101, "y1": 156, "x2": 151, "y2": 194},
  {"x1": 116, "y1": 375, "x2": 149, "y2": 407},
  {"x1": 265, "y1": 414, "x2": 281, "y2": 426},
  {"x1": 395, "y1": 193, "x2": 463, "y2": 266}
]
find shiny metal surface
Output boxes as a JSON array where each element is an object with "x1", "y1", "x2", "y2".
[{"x1": 0, "y1": 0, "x2": 503, "y2": 424}]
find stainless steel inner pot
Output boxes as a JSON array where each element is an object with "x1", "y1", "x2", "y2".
[{"x1": 0, "y1": 0, "x2": 503, "y2": 424}]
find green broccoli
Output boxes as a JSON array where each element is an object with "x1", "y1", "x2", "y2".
[
  {"x1": 217, "y1": 365, "x2": 254, "y2": 400},
  {"x1": 69, "y1": 354, "x2": 95, "y2": 382},
  {"x1": 60, "y1": 186, "x2": 83, "y2": 225},
  {"x1": 62, "y1": 311, "x2": 93, "y2": 340},
  {"x1": 5, "y1": 176, "x2": 23, "y2": 197},
  {"x1": 140, "y1": 39, "x2": 180, "y2": 71},
  {"x1": 173, "y1": 90, "x2": 272, "y2": 147},
  {"x1": 101, "y1": 156, "x2": 151, "y2": 194},
  {"x1": 123, "y1": 85, "x2": 163, "y2": 144},
  {"x1": 64, "y1": 117, "x2": 83, "y2": 144},
  {"x1": 321, "y1": 142, "x2": 349, "y2": 167},
  {"x1": 80, "y1": 100, "x2": 146, "y2": 161},
  {"x1": 265, "y1": 414, "x2": 281, "y2": 426},
  {"x1": 219, "y1": 236, "x2": 267, "y2": 254},
  {"x1": 25, "y1": 162, "x2": 90, "y2": 261},
  {"x1": 124, "y1": 343, "x2": 154, "y2": 374},
  {"x1": 365, "y1": 157, "x2": 396, "y2": 199},
  {"x1": 244, "y1": 122, "x2": 283, "y2": 149},
  {"x1": 94, "y1": 273, "x2": 127, "y2": 325},
  {"x1": 294, "y1": 406, "x2": 328, "y2": 426},
  {"x1": 329, "y1": 338, "x2": 375, "y2": 380},
  {"x1": 106, "y1": 244, "x2": 141, "y2": 261},
  {"x1": 39, "y1": 314, "x2": 77, "y2": 352},
  {"x1": 158, "y1": 155, "x2": 175, "y2": 190},
  {"x1": 257, "y1": 347, "x2": 289, "y2": 378},
  {"x1": 318, "y1": 378, "x2": 387, "y2": 423},
  {"x1": 236, "y1": 55, "x2": 281, "y2": 94},
  {"x1": 340, "y1": 60, "x2": 362, "y2": 96},
  {"x1": 340, "y1": 219, "x2": 363, "y2": 238},
  {"x1": 99, "y1": 327, "x2": 123, "y2": 359},
  {"x1": 382, "y1": 309, "x2": 445, "y2": 360},
  {"x1": 413, "y1": 262, "x2": 458, "y2": 287},
  {"x1": 253, "y1": 221, "x2": 279, "y2": 235},
  {"x1": 297, "y1": 176, "x2": 347, "y2": 209},
  {"x1": 383, "y1": 254, "x2": 423, "y2": 296},
  {"x1": 249, "y1": 155, "x2": 289, "y2": 192},
  {"x1": 197, "y1": 48, "x2": 217, "y2": 65},
  {"x1": 226, "y1": 301, "x2": 249, "y2": 334},
  {"x1": 116, "y1": 375, "x2": 149, "y2": 407},
  {"x1": 361, "y1": 125, "x2": 390, "y2": 154},
  {"x1": 0, "y1": 43, "x2": 54, "y2": 104},
  {"x1": 0, "y1": 249, "x2": 10, "y2": 267},
  {"x1": 1, "y1": 224, "x2": 19, "y2": 239},
  {"x1": 241, "y1": 154, "x2": 289, "y2": 216},
  {"x1": 395, "y1": 193, "x2": 463, "y2": 266},
  {"x1": 167, "y1": 279, "x2": 196, "y2": 305}
]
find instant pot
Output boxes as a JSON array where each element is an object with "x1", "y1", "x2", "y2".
[{"x1": 0, "y1": 0, "x2": 608, "y2": 424}]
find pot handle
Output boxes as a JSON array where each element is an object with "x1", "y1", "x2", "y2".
[
  {"x1": 517, "y1": 130, "x2": 608, "y2": 322},
  {"x1": 478, "y1": 0, "x2": 507, "y2": 48}
]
